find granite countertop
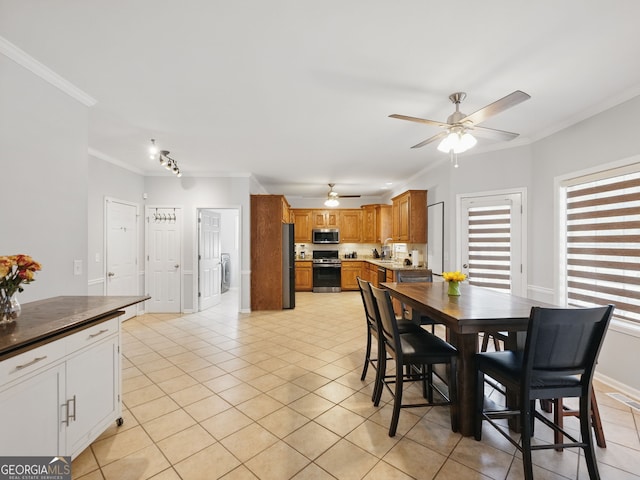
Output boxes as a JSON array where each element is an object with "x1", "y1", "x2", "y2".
[
  {"x1": 295, "y1": 257, "x2": 427, "y2": 271},
  {"x1": 0, "y1": 295, "x2": 149, "y2": 360}
]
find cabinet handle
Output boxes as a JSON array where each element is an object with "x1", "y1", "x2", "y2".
[
  {"x1": 15, "y1": 356, "x2": 47, "y2": 370},
  {"x1": 69, "y1": 395, "x2": 77, "y2": 422},
  {"x1": 89, "y1": 329, "x2": 109, "y2": 338}
]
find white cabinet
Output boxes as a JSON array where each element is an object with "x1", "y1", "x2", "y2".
[{"x1": 0, "y1": 313, "x2": 122, "y2": 459}]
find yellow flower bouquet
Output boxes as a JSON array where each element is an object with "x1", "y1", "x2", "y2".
[
  {"x1": 0, "y1": 254, "x2": 42, "y2": 324},
  {"x1": 442, "y1": 270, "x2": 466, "y2": 296}
]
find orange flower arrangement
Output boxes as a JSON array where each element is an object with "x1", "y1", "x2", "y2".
[{"x1": 1, "y1": 255, "x2": 42, "y2": 321}]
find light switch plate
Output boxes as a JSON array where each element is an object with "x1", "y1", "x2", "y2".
[{"x1": 74, "y1": 259, "x2": 82, "y2": 275}]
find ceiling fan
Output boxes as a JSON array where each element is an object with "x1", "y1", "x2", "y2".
[
  {"x1": 324, "y1": 183, "x2": 360, "y2": 207},
  {"x1": 389, "y1": 90, "x2": 531, "y2": 152}
]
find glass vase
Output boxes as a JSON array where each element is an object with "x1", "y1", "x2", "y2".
[
  {"x1": 0, "y1": 294, "x2": 21, "y2": 326},
  {"x1": 447, "y1": 281, "x2": 461, "y2": 296}
]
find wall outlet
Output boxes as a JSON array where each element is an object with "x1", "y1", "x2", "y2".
[{"x1": 74, "y1": 259, "x2": 82, "y2": 276}]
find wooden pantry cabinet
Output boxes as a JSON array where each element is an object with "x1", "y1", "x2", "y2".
[{"x1": 392, "y1": 190, "x2": 427, "y2": 243}]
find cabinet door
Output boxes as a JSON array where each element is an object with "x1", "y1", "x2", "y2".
[
  {"x1": 361, "y1": 206, "x2": 376, "y2": 243},
  {"x1": 65, "y1": 335, "x2": 120, "y2": 457},
  {"x1": 292, "y1": 210, "x2": 312, "y2": 243},
  {"x1": 341, "y1": 262, "x2": 362, "y2": 290},
  {"x1": 0, "y1": 364, "x2": 65, "y2": 456},
  {"x1": 340, "y1": 210, "x2": 362, "y2": 243},
  {"x1": 295, "y1": 262, "x2": 313, "y2": 291},
  {"x1": 312, "y1": 210, "x2": 339, "y2": 228}
]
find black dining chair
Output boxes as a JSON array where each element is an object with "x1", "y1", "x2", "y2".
[
  {"x1": 395, "y1": 270, "x2": 437, "y2": 332},
  {"x1": 357, "y1": 277, "x2": 421, "y2": 390},
  {"x1": 370, "y1": 285, "x2": 458, "y2": 436},
  {"x1": 474, "y1": 305, "x2": 614, "y2": 480}
]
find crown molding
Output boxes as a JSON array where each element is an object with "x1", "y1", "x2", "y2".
[{"x1": 0, "y1": 35, "x2": 96, "y2": 107}]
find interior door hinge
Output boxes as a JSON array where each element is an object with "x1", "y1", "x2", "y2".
[{"x1": 198, "y1": 292, "x2": 201, "y2": 297}]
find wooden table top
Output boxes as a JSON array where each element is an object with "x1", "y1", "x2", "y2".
[
  {"x1": 381, "y1": 282, "x2": 558, "y2": 334},
  {"x1": 0, "y1": 295, "x2": 149, "y2": 359}
]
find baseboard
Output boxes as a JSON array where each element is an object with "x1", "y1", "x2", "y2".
[{"x1": 594, "y1": 372, "x2": 640, "y2": 402}]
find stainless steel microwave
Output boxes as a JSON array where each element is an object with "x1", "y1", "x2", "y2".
[{"x1": 312, "y1": 228, "x2": 340, "y2": 244}]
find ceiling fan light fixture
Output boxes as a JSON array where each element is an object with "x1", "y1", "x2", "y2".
[
  {"x1": 324, "y1": 197, "x2": 339, "y2": 207},
  {"x1": 437, "y1": 130, "x2": 477, "y2": 154}
]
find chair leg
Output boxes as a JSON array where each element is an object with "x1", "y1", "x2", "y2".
[
  {"x1": 372, "y1": 345, "x2": 386, "y2": 405},
  {"x1": 361, "y1": 327, "x2": 372, "y2": 381},
  {"x1": 521, "y1": 400, "x2": 535, "y2": 480},
  {"x1": 449, "y1": 357, "x2": 458, "y2": 432},
  {"x1": 590, "y1": 388, "x2": 607, "y2": 448},
  {"x1": 581, "y1": 394, "x2": 601, "y2": 480},
  {"x1": 388, "y1": 361, "x2": 404, "y2": 437},
  {"x1": 480, "y1": 333, "x2": 490, "y2": 352}
]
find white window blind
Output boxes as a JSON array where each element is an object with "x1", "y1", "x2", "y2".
[
  {"x1": 565, "y1": 169, "x2": 640, "y2": 323},
  {"x1": 467, "y1": 205, "x2": 511, "y2": 291}
]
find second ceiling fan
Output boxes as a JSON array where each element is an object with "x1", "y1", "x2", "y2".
[{"x1": 389, "y1": 90, "x2": 531, "y2": 153}]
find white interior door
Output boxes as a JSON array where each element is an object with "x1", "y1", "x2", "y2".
[
  {"x1": 458, "y1": 192, "x2": 525, "y2": 296},
  {"x1": 146, "y1": 207, "x2": 182, "y2": 313},
  {"x1": 198, "y1": 210, "x2": 221, "y2": 311},
  {"x1": 105, "y1": 198, "x2": 138, "y2": 320}
]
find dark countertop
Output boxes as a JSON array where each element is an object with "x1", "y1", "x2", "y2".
[{"x1": 0, "y1": 295, "x2": 149, "y2": 360}]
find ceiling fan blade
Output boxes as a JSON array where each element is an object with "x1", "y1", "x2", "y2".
[
  {"x1": 338, "y1": 194, "x2": 361, "y2": 198},
  {"x1": 389, "y1": 114, "x2": 449, "y2": 128},
  {"x1": 411, "y1": 131, "x2": 448, "y2": 149},
  {"x1": 460, "y1": 90, "x2": 531, "y2": 125}
]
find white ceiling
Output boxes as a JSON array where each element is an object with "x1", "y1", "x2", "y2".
[{"x1": 2, "y1": 1, "x2": 640, "y2": 199}]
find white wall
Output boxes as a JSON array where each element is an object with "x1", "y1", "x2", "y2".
[
  {"x1": 87, "y1": 156, "x2": 145, "y2": 298},
  {"x1": 143, "y1": 176, "x2": 251, "y2": 311},
  {"x1": 0, "y1": 54, "x2": 89, "y2": 302}
]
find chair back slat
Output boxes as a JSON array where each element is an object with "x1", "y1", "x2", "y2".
[{"x1": 357, "y1": 277, "x2": 377, "y2": 329}]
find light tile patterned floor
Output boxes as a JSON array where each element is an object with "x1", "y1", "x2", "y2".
[{"x1": 73, "y1": 291, "x2": 640, "y2": 480}]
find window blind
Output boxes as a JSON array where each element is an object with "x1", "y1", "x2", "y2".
[
  {"x1": 565, "y1": 171, "x2": 640, "y2": 323},
  {"x1": 467, "y1": 205, "x2": 511, "y2": 291}
]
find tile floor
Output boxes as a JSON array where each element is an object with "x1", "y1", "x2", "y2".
[{"x1": 73, "y1": 291, "x2": 640, "y2": 480}]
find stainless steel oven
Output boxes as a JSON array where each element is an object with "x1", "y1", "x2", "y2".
[{"x1": 312, "y1": 250, "x2": 341, "y2": 292}]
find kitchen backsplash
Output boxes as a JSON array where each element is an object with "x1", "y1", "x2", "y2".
[{"x1": 295, "y1": 242, "x2": 427, "y2": 266}]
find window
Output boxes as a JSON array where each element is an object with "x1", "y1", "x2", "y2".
[{"x1": 561, "y1": 165, "x2": 640, "y2": 324}]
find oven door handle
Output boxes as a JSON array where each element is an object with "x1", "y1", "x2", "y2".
[{"x1": 313, "y1": 264, "x2": 342, "y2": 268}]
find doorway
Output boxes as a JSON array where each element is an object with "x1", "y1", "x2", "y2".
[
  {"x1": 105, "y1": 197, "x2": 139, "y2": 320},
  {"x1": 457, "y1": 190, "x2": 526, "y2": 296},
  {"x1": 195, "y1": 208, "x2": 240, "y2": 313}
]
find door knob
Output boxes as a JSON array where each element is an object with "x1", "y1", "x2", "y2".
[
  {"x1": 174, "y1": 264, "x2": 180, "y2": 269},
  {"x1": 107, "y1": 272, "x2": 115, "y2": 277},
  {"x1": 463, "y1": 264, "x2": 469, "y2": 269}
]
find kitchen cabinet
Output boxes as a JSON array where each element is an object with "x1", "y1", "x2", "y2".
[
  {"x1": 362, "y1": 204, "x2": 392, "y2": 243},
  {"x1": 341, "y1": 261, "x2": 363, "y2": 290},
  {"x1": 282, "y1": 196, "x2": 291, "y2": 223},
  {"x1": 251, "y1": 194, "x2": 289, "y2": 310},
  {"x1": 0, "y1": 313, "x2": 122, "y2": 459},
  {"x1": 339, "y1": 209, "x2": 362, "y2": 243},
  {"x1": 295, "y1": 261, "x2": 313, "y2": 291},
  {"x1": 292, "y1": 209, "x2": 313, "y2": 243},
  {"x1": 391, "y1": 190, "x2": 427, "y2": 243},
  {"x1": 312, "y1": 210, "x2": 339, "y2": 228}
]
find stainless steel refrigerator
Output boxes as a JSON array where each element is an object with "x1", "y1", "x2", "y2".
[{"x1": 282, "y1": 223, "x2": 295, "y2": 309}]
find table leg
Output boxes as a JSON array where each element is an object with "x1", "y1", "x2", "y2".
[{"x1": 447, "y1": 330, "x2": 479, "y2": 436}]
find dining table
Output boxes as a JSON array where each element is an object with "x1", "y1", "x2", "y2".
[{"x1": 381, "y1": 280, "x2": 558, "y2": 436}]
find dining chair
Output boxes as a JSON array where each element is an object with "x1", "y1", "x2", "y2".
[
  {"x1": 395, "y1": 270, "x2": 437, "y2": 332},
  {"x1": 370, "y1": 285, "x2": 458, "y2": 436},
  {"x1": 481, "y1": 332, "x2": 607, "y2": 451},
  {"x1": 474, "y1": 305, "x2": 614, "y2": 480},
  {"x1": 357, "y1": 277, "x2": 421, "y2": 388}
]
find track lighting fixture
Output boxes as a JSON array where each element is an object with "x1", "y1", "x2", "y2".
[{"x1": 149, "y1": 139, "x2": 182, "y2": 178}]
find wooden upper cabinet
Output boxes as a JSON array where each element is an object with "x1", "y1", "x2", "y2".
[
  {"x1": 291, "y1": 209, "x2": 312, "y2": 243},
  {"x1": 312, "y1": 210, "x2": 339, "y2": 228},
  {"x1": 391, "y1": 190, "x2": 427, "y2": 243},
  {"x1": 362, "y1": 204, "x2": 392, "y2": 244},
  {"x1": 339, "y1": 209, "x2": 362, "y2": 243}
]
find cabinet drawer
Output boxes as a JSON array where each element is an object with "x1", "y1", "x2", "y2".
[
  {"x1": 66, "y1": 313, "x2": 121, "y2": 355},
  {"x1": 0, "y1": 340, "x2": 66, "y2": 384}
]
